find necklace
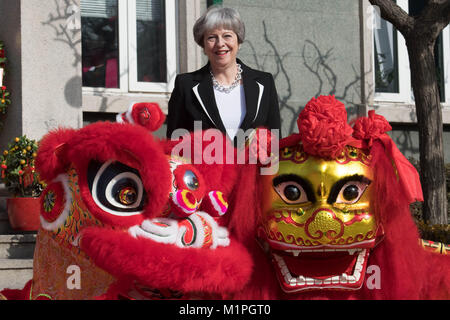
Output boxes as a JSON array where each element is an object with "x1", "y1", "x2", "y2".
[{"x1": 210, "y1": 63, "x2": 243, "y2": 94}]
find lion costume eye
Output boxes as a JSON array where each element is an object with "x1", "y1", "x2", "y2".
[
  {"x1": 183, "y1": 170, "x2": 199, "y2": 191},
  {"x1": 329, "y1": 176, "x2": 371, "y2": 205},
  {"x1": 171, "y1": 164, "x2": 204, "y2": 197},
  {"x1": 335, "y1": 181, "x2": 369, "y2": 204},
  {"x1": 274, "y1": 181, "x2": 310, "y2": 205},
  {"x1": 88, "y1": 160, "x2": 146, "y2": 216}
]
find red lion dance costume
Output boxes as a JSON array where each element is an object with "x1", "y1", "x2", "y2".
[
  {"x1": 0, "y1": 103, "x2": 254, "y2": 300},
  {"x1": 1, "y1": 97, "x2": 448, "y2": 300},
  {"x1": 234, "y1": 95, "x2": 450, "y2": 299}
]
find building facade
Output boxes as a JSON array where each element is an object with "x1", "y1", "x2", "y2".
[{"x1": 0, "y1": 0, "x2": 449, "y2": 160}]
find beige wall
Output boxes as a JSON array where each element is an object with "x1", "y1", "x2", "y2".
[{"x1": 0, "y1": 0, "x2": 83, "y2": 150}]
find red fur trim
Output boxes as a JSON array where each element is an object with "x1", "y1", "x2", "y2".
[
  {"x1": 35, "y1": 127, "x2": 77, "y2": 182},
  {"x1": 164, "y1": 130, "x2": 238, "y2": 206},
  {"x1": 226, "y1": 164, "x2": 260, "y2": 245},
  {"x1": 41, "y1": 122, "x2": 172, "y2": 226},
  {"x1": 172, "y1": 164, "x2": 206, "y2": 200},
  {"x1": 81, "y1": 227, "x2": 253, "y2": 294}
]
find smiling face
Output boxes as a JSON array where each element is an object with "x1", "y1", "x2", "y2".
[
  {"x1": 259, "y1": 143, "x2": 384, "y2": 293},
  {"x1": 203, "y1": 28, "x2": 239, "y2": 71}
]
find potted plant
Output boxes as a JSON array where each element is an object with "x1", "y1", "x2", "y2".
[{"x1": 1, "y1": 135, "x2": 45, "y2": 230}]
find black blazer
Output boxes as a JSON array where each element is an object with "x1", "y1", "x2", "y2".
[{"x1": 166, "y1": 59, "x2": 281, "y2": 140}]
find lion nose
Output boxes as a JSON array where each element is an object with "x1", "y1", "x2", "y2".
[{"x1": 305, "y1": 208, "x2": 344, "y2": 242}]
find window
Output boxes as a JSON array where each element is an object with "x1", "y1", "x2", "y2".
[
  {"x1": 207, "y1": 0, "x2": 223, "y2": 6},
  {"x1": 81, "y1": 0, "x2": 176, "y2": 93},
  {"x1": 373, "y1": 0, "x2": 410, "y2": 102},
  {"x1": 372, "y1": 0, "x2": 450, "y2": 104}
]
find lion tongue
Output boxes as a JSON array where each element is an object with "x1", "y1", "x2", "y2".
[{"x1": 283, "y1": 252, "x2": 357, "y2": 279}]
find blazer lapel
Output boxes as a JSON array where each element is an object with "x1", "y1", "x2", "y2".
[
  {"x1": 191, "y1": 61, "x2": 264, "y2": 133},
  {"x1": 239, "y1": 61, "x2": 264, "y2": 131},
  {"x1": 192, "y1": 65, "x2": 227, "y2": 132}
]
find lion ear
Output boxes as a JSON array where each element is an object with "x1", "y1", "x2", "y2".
[
  {"x1": 35, "y1": 128, "x2": 76, "y2": 182},
  {"x1": 116, "y1": 102, "x2": 166, "y2": 132}
]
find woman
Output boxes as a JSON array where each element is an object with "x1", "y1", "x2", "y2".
[{"x1": 166, "y1": 6, "x2": 281, "y2": 143}]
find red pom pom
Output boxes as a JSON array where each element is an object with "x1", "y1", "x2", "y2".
[
  {"x1": 297, "y1": 95, "x2": 353, "y2": 159},
  {"x1": 169, "y1": 189, "x2": 200, "y2": 218},
  {"x1": 352, "y1": 110, "x2": 392, "y2": 146},
  {"x1": 200, "y1": 191, "x2": 229, "y2": 217},
  {"x1": 130, "y1": 102, "x2": 166, "y2": 132}
]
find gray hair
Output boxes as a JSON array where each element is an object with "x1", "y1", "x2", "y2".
[{"x1": 193, "y1": 6, "x2": 245, "y2": 48}]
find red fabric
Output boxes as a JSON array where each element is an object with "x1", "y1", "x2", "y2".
[
  {"x1": 0, "y1": 280, "x2": 32, "y2": 300},
  {"x1": 280, "y1": 133, "x2": 302, "y2": 150},
  {"x1": 353, "y1": 110, "x2": 392, "y2": 144},
  {"x1": 378, "y1": 136, "x2": 423, "y2": 203},
  {"x1": 231, "y1": 138, "x2": 449, "y2": 300},
  {"x1": 231, "y1": 97, "x2": 447, "y2": 299},
  {"x1": 81, "y1": 227, "x2": 253, "y2": 295},
  {"x1": 353, "y1": 110, "x2": 423, "y2": 203},
  {"x1": 130, "y1": 102, "x2": 166, "y2": 132},
  {"x1": 297, "y1": 95, "x2": 354, "y2": 159},
  {"x1": 35, "y1": 127, "x2": 77, "y2": 182}
]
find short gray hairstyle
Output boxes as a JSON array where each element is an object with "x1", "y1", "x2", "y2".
[{"x1": 193, "y1": 6, "x2": 245, "y2": 48}]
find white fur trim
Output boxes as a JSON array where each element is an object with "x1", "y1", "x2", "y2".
[
  {"x1": 208, "y1": 191, "x2": 226, "y2": 216},
  {"x1": 124, "y1": 102, "x2": 136, "y2": 124},
  {"x1": 195, "y1": 211, "x2": 230, "y2": 249}
]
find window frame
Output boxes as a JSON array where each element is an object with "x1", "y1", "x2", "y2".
[
  {"x1": 127, "y1": 0, "x2": 176, "y2": 92},
  {"x1": 372, "y1": 0, "x2": 450, "y2": 106},
  {"x1": 373, "y1": 0, "x2": 411, "y2": 103},
  {"x1": 81, "y1": 0, "x2": 177, "y2": 94},
  {"x1": 443, "y1": 26, "x2": 450, "y2": 105}
]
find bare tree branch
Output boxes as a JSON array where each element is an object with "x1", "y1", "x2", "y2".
[
  {"x1": 416, "y1": 0, "x2": 450, "y2": 40},
  {"x1": 421, "y1": 0, "x2": 450, "y2": 18},
  {"x1": 368, "y1": 0, "x2": 414, "y2": 36}
]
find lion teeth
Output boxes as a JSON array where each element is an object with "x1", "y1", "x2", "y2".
[
  {"x1": 274, "y1": 248, "x2": 368, "y2": 290},
  {"x1": 286, "y1": 250, "x2": 300, "y2": 256}
]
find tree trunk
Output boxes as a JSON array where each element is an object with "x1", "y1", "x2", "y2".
[
  {"x1": 368, "y1": 0, "x2": 450, "y2": 225},
  {"x1": 406, "y1": 36, "x2": 448, "y2": 225}
]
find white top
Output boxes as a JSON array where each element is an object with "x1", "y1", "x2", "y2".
[{"x1": 213, "y1": 84, "x2": 247, "y2": 140}]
